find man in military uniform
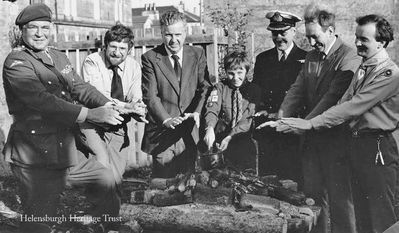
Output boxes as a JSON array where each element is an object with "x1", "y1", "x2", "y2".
[
  {"x1": 278, "y1": 14, "x2": 399, "y2": 233},
  {"x1": 2, "y1": 3, "x2": 135, "y2": 232},
  {"x1": 203, "y1": 51, "x2": 260, "y2": 169},
  {"x1": 253, "y1": 10, "x2": 307, "y2": 183}
]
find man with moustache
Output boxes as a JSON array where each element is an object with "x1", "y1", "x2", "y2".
[
  {"x1": 81, "y1": 23, "x2": 147, "y2": 184},
  {"x1": 257, "y1": 4, "x2": 361, "y2": 233},
  {"x1": 278, "y1": 14, "x2": 399, "y2": 233},
  {"x1": 253, "y1": 10, "x2": 307, "y2": 183},
  {"x1": 2, "y1": 3, "x2": 134, "y2": 232},
  {"x1": 141, "y1": 11, "x2": 210, "y2": 178}
]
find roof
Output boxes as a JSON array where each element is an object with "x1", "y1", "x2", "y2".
[
  {"x1": 131, "y1": 5, "x2": 200, "y2": 23},
  {"x1": 132, "y1": 16, "x2": 149, "y2": 24}
]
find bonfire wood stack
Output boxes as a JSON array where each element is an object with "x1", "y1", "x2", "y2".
[{"x1": 120, "y1": 169, "x2": 320, "y2": 233}]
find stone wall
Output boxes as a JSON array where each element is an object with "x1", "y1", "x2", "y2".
[{"x1": 204, "y1": 0, "x2": 399, "y2": 63}]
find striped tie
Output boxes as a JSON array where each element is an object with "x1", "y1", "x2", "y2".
[{"x1": 232, "y1": 88, "x2": 243, "y2": 127}]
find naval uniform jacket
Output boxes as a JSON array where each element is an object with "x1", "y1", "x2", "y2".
[
  {"x1": 141, "y1": 44, "x2": 210, "y2": 155},
  {"x1": 204, "y1": 81, "x2": 260, "y2": 141},
  {"x1": 2, "y1": 46, "x2": 109, "y2": 169},
  {"x1": 253, "y1": 43, "x2": 307, "y2": 114}
]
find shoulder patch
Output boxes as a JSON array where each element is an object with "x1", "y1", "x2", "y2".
[
  {"x1": 9, "y1": 60, "x2": 24, "y2": 68},
  {"x1": 60, "y1": 64, "x2": 73, "y2": 74},
  {"x1": 385, "y1": 69, "x2": 392, "y2": 76}
]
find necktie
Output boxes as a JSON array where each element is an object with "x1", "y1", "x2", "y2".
[
  {"x1": 232, "y1": 89, "x2": 243, "y2": 127},
  {"x1": 110, "y1": 66, "x2": 124, "y2": 101},
  {"x1": 280, "y1": 51, "x2": 286, "y2": 62},
  {"x1": 171, "y1": 54, "x2": 182, "y2": 81}
]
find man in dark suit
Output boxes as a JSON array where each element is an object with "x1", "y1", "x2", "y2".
[
  {"x1": 253, "y1": 10, "x2": 307, "y2": 184},
  {"x1": 141, "y1": 10, "x2": 210, "y2": 178},
  {"x1": 259, "y1": 5, "x2": 361, "y2": 233},
  {"x1": 2, "y1": 3, "x2": 133, "y2": 232}
]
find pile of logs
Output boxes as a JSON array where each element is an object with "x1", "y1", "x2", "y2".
[{"x1": 121, "y1": 168, "x2": 320, "y2": 233}]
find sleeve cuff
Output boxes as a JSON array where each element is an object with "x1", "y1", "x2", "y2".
[
  {"x1": 309, "y1": 116, "x2": 324, "y2": 130},
  {"x1": 76, "y1": 107, "x2": 88, "y2": 123}
]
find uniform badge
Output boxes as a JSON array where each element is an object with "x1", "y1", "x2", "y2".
[
  {"x1": 297, "y1": 59, "x2": 305, "y2": 64},
  {"x1": 9, "y1": 60, "x2": 23, "y2": 68},
  {"x1": 61, "y1": 64, "x2": 73, "y2": 74},
  {"x1": 207, "y1": 89, "x2": 218, "y2": 107}
]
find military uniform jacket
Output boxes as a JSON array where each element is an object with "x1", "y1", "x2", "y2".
[
  {"x1": 2, "y1": 46, "x2": 109, "y2": 168},
  {"x1": 280, "y1": 37, "x2": 361, "y2": 121},
  {"x1": 253, "y1": 44, "x2": 307, "y2": 114},
  {"x1": 310, "y1": 49, "x2": 399, "y2": 133},
  {"x1": 204, "y1": 82, "x2": 260, "y2": 141},
  {"x1": 141, "y1": 44, "x2": 210, "y2": 155}
]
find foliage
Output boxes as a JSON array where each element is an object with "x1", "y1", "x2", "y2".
[{"x1": 206, "y1": 3, "x2": 253, "y2": 52}]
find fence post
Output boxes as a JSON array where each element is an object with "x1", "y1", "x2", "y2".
[{"x1": 206, "y1": 28, "x2": 219, "y2": 83}]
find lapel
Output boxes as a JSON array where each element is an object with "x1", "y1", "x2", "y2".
[
  {"x1": 315, "y1": 37, "x2": 342, "y2": 90},
  {"x1": 155, "y1": 45, "x2": 180, "y2": 95},
  {"x1": 285, "y1": 44, "x2": 298, "y2": 62},
  {"x1": 27, "y1": 48, "x2": 54, "y2": 66},
  {"x1": 180, "y1": 45, "x2": 195, "y2": 95}
]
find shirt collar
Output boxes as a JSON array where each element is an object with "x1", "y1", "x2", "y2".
[
  {"x1": 361, "y1": 49, "x2": 389, "y2": 68},
  {"x1": 323, "y1": 36, "x2": 337, "y2": 57},
  {"x1": 165, "y1": 45, "x2": 184, "y2": 60},
  {"x1": 277, "y1": 42, "x2": 294, "y2": 58}
]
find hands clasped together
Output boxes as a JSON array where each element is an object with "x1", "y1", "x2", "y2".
[{"x1": 87, "y1": 99, "x2": 148, "y2": 126}]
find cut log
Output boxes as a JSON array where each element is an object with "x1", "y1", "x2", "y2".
[
  {"x1": 152, "y1": 190, "x2": 193, "y2": 207},
  {"x1": 120, "y1": 203, "x2": 288, "y2": 233}
]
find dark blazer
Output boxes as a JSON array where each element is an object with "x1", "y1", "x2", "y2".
[
  {"x1": 253, "y1": 43, "x2": 307, "y2": 114},
  {"x1": 2, "y1": 46, "x2": 109, "y2": 168},
  {"x1": 141, "y1": 44, "x2": 210, "y2": 155},
  {"x1": 280, "y1": 37, "x2": 361, "y2": 120}
]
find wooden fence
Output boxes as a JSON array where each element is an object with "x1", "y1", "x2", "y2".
[{"x1": 53, "y1": 32, "x2": 229, "y2": 168}]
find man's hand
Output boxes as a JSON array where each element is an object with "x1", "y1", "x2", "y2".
[
  {"x1": 256, "y1": 120, "x2": 280, "y2": 130},
  {"x1": 87, "y1": 106, "x2": 123, "y2": 125},
  {"x1": 122, "y1": 99, "x2": 147, "y2": 116},
  {"x1": 218, "y1": 136, "x2": 232, "y2": 151},
  {"x1": 163, "y1": 116, "x2": 185, "y2": 129},
  {"x1": 204, "y1": 127, "x2": 215, "y2": 150},
  {"x1": 183, "y1": 112, "x2": 200, "y2": 128},
  {"x1": 253, "y1": 110, "x2": 268, "y2": 118}
]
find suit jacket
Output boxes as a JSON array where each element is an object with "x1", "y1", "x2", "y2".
[
  {"x1": 253, "y1": 44, "x2": 307, "y2": 114},
  {"x1": 2, "y1": 46, "x2": 109, "y2": 168},
  {"x1": 280, "y1": 37, "x2": 361, "y2": 140},
  {"x1": 141, "y1": 44, "x2": 210, "y2": 155}
]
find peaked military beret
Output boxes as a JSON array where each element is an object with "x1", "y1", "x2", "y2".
[
  {"x1": 265, "y1": 10, "x2": 301, "y2": 31},
  {"x1": 15, "y1": 3, "x2": 52, "y2": 26}
]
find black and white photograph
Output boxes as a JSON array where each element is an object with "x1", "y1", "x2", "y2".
[{"x1": 0, "y1": 0, "x2": 399, "y2": 232}]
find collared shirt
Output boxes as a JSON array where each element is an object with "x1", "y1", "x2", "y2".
[
  {"x1": 310, "y1": 49, "x2": 399, "y2": 132},
  {"x1": 277, "y1": 42, "x2": 294, "y2": 60},
  {"x1": 165, "y1": 45, "x2": 184, "y2": 67},
  {"x1": 82, "y1": 50, "x2": 142, "y2": 105},
  {"x1": 323, "y1": 36, "x2": 337, "y2": 59}
]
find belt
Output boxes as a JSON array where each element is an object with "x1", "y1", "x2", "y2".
[{"x1": 351, "y1": 129, "x2": 393, "y2": 138}]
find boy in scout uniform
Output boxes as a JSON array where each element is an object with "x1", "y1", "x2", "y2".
[
  {"x1": 203, "y1": 51, "x2": 260, "y2": 169},
  {"x1": 2, "y1": 3, "x2": 136, "y2": 232}
]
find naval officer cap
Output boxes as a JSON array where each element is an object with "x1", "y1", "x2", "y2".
[
  {"x1": 265, "y1": 10, "x2": 301, "y2": 31},
  {"x1": 15, "y1": 3, "x2": 52, "y2": 26}
]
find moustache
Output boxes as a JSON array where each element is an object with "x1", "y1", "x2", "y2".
[{"x1": 357, "y1": 46, "x2": 367, "y2": 51}]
